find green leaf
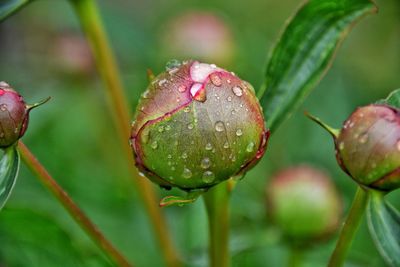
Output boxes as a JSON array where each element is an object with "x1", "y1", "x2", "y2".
[
  {"x1": 0, "y1": 208, "x2": 109, "y2": 267},
  {"x1": 258, "y1": 0, "x2": 378, "y2": 133},
  {"x1": 0, "y1": 0, "x2": 33, "y2": 22},
  {"x1": 376, "y1": 89, "x2": 400, "y2": 109},
  {"x1": 0, "y1": 145, "x2": 20, "y2": 210},
  {"x1": 367, "y1": 190, "x2": 400, "y2": 267}
]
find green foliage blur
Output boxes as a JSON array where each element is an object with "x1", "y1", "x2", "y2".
[{"x1": 0, "y1": 0, "x2": 399, "y2": 266}]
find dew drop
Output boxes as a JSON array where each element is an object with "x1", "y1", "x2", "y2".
[
  {"x1": 359, "y1": 134, "x2": 368, "y2": 144},
  {"x1": 223, "y1": 142, "x2": 229, "y2": 149},
  {"x1": 181, "y1": 152, "x2": 188, "y2": 159},
  {"x1": 184, "y1": 106, "x2": 191, "y2": 113},
  {"x1": 201, "y1": 158, "x2": 211, "y2": 169},
  {"x1": 246, "y1": 142, "x2": 255, "y2": 152},
  {"x1": 236, "y1": 129, "x2": 243, "y2": 136},
  {"x1": 165, "y1": 59, "x2": 181, "y2": 70},
  {"x1": 215, "y1": 121, "x2": 225, "y2": 132},
  {"x1": 205, "y1": 143, "x2": 213, "y2": 151},
  {"x1": 158, "y1": 79, "x2": 167, "y2": 87},
  {"x1": 227, "y1": 96, "x2": 232, "y2": 102},
  {"x1": 165, "y1": 125, "x2": 171, "y2": 131},
  {"x1": 182, "y1": 168, "x2": 192, "y2": 179},
  {"x1": 338, "y1": 142, "x2": 345, "y2": 150},
  {"x1": 187, "y1": 123, "x2": 194, "y2": 130},
  {"x1": 167, "y1": 154, "x2": 172, "y2": 159},
  {"x1": 178, "y1": 84, "x2": 187, "y2": 92},
  {"x1": 142, "y1": 90, "x2": 150, "y2": 99},
  {"x1": 151, "y1": 140, "x2": 158, "y2": 149},
  {"x1": 210, "y1": 73, "x2": 222, "y2": 87},
  {"x1": 202, "y1": 171, "x2": 215, "y2": 183},
  {"x1": 158, "y1": 125, "x2": 164, "y2": 133}
]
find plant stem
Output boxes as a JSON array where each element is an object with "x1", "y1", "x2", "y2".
[
  {"x1": 288, "y1": 246, "x2": 303, "y2": 267},
  {"x1": 69, "y1": 1, "x2": 181, "y2": 266},
  {"x1": 18, "y1": 141, "x2": 132, "y2": 267},
  {"x1": 203, "y1": 182, "x2": 231, "y2": 267},
  {"x1": 328, "y1": 186, "x2": 368, "y2": 267}
]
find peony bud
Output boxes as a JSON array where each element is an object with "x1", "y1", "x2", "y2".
[
  {"x1": 267, "y1": 166, "x2": 342, "y2": 242},
  {"x1": 0, "y1": 82, "x2": 49, "y2": 148},
  {"x1": 335, "y1": 104, "x2": 400, "y2": 191},
  {"x1": 130, "y1": 60, "x2": 268, "y2": 191}
]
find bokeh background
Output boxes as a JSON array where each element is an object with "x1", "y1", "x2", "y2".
[{"x1": 0, "y1": 0, "x2": 399, "y2": 266}]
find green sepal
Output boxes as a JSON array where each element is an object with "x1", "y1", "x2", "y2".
[
  {"x1": 376, "y1": 89, "x2": 400, "y2": 109},
  {"x1": 366, "y1": 189, "x2": 400, "y2": 267},
  {"x1": 159, "y1": 189, "x2": 206, "y2": 207},
  {"x1": 0, "y1": 144, "x2": 20, "y2": 210},
  {"x1": 305, "y1": 112, "x2": 339, "y2": 138}
]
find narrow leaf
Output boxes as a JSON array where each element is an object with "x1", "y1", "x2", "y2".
[
  {"x1": 367, "y1": 190, "x2": 400, "y2": 267},
  {"x1": 376, "y1": 89, "x2": 400, "y2": 109},
  {"x1": 0, "y1": 145, "x2": 20, "y2": 210},
  {"x1": 258, "y1": 0, "x2": 378, "y2": 133},
  {"x1": 0, "y1": 0, "x2": 32, "y2": 22}
]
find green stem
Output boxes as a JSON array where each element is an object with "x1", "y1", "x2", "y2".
[
  {"x1": 328, "y1": 186, "x2": 368, "y2": 267},
  {"x1": 18, "y1": 141, "x2": 132, "y2": 267},
  {"x1": 69, "y1": 1, "x2": 181, "y2": 266},
  {"x1": 203, "y1": 182, "x2": 231, "y2": 267},
  {"x1": 288, "y1": 246, "x2": 303, "y2": 267}
]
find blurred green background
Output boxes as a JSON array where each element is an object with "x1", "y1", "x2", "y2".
[{"x1": 0, "y1": 0, "x2": 399, "y2": 266}]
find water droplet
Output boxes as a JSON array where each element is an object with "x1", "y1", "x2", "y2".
[
  {"x1": 205, "y1": 143, "x2": 213, "y2": 150},
  {"x1": 338, "y1": 142, "x2": 345, "y2": 150},
  {"x1": 181, "y1": 152, "x2": 188, "y2": 159},
  {"x1": 138, "y1": 172, "x2": 145, "y2": 177},
  {"x1": 182, "y1": 168, "x2": 192, "y2": 179},
  {"x1": 187, "y1": 123, "x2": 194, "y2": 130},
  {"x1": 231, "y1": 155, "x2": 236, "y2": 162},
  {"x1": 236, "y1": 129, "x2": 243, "y2": 136},
  {"x1": 215, "y1": 121, "x2": 225, "y2": 132},
  {"x1": 232, "y1": 86, "x2": 243, "y2": 96},
  {"x1": 151, "y1": 141, "x2": 158, "y2": 149},
  {"x1": 167, "y1": 154, "x2": 172, "y2": 159},
  {"x1": 246, "y1": 142, "x2": 255, "y2": 152},
  {"x1": 178, "y1": 84, "x2": 187, "y2": 92},
  {"x1": 210, "y1": 73, "x2": 222, "y2": 87},
  {"x1": 202, "y1": 171, "x2": 215, "y2": 183},
  {"x1": 165, "y1": 59, "x2": 181, "y2": 70},
  {"x1": 142, "y1": 90, "x2": 150, "y2": 98},
  {"x1": 201, "y1": 158, "x2": 211, "y2": 169},
  {"x1": 158, "y1": 79, "x2": 167, "y2": 87},
  {"x1": 231, "y1": 110, "x2": 235, "y2": 115},
  {"x1": 165, "y1": 125, "x2": 171, "y2": 131},
  {"x1": 359, "y1": 134, "x2": 368, "y2": 144},
  {"x1": 0, "y1": 104, "x2": 7, "y2": 111},
  {"x1": 227, "y1": 96, "x2": 232, "y2": 102},
  {"x1": 184, "y1": 106, "x2": 191, "y2": 113},
  {"x1": 158, "y1": 126, "x2": 164, "y2": 133},
  {"x1": 223, "y1": 142, "x2": 229, "y2": 149}
]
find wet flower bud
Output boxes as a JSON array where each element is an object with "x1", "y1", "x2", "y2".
[
  {"x1": 335, "y1": 104, "x2": 400, "y2": 191},
  {"x1": 267, "y1": 166, "x2": 342, "y2": 242},
  {"x1": 130, "y1": 60, "x2": 268, "y2": 191},
  {"x1": 0, "y1": 82, "x2": 30, "y2": 148}
]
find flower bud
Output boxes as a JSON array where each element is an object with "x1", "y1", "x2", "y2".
[
  {"x1": 267, "y1": 166, "x2": 341, "y2": 242},
  {"x1": 130, "y1": 60, "x2": 268, "y2": 191},
  {"x1": 0, "y1": 82, "x2": 30, "y2": 148},
  {"x1": 335, "y1": 104, "x2": 400, "y2": 191}
]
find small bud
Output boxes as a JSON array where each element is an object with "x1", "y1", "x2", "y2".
[
  {"x1": 0, "y1": 82, "x2": 48, "y2": 148},
  {"x1": 130, "y1": 60, "x2": 268, "y2": 191},
  {"x1": 267, "y1": 166, "x2": 342, "y2": 242},
  {"x1": 161, "y1": 12, "x2": 234, "y2": 65},
  {"x1": 335, "y1": 104, "x2": 400, "y2": 191}
]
